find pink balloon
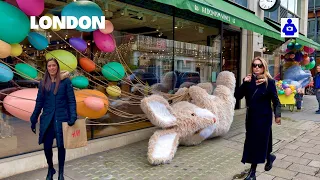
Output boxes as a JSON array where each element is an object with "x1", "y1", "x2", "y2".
[
  {"x1": 285, "y1": 88, "x2": 292, "y2": 96},
  {"x1": 304, "y1": 46, "x2": 315, "y2": 54},
  {"x1": 16, "y1": 0, "x2": 44, "y2": 16},
  {"x1": 3, "y1": 88, "x2": 38, "y2": 122},
  {"x1": 99, "y1": 20, "x2": 114, "y2": 34},
  {"x1": 93, "y1": 30, "x2": 116, "y2": 52},
  {"x1": 84, "y1": 96, "x2": 104, "y2": 111},
  {"x1": 301, "y1": 57, "x2": 310, "y2": 65}
]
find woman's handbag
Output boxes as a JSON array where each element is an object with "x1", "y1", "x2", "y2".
[{"x1": 62, "y1": 118, "x2": 88, "y2": 149}]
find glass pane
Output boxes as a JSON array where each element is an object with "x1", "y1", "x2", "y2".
[
  {"x1": 270, "y1": 10, "x2": 278, "y2": 22},
  {"x1": 234, "y1": 0, "x2": 248, "y2": 7},
  {"x1": 288, "y1": 0, "x2": 295, "y2": 13},
  {"x1": 281, "y1": 0, "x2": 288, "y2": 9}
]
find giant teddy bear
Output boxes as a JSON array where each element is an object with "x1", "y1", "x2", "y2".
[{"x1": 141, "y1": 71, "x2": 236, "y2": 165}]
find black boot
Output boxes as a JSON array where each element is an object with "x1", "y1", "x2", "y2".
[
  {"x1": 46, "y1": 168, "x2": 56, "y2": 180},
  {"x1": 244, "y1": 164, "x2": 256, "y2": 180},
  {"x1": 265, "y1": 154, "x2": 276, "y2": 171},
  {"x1": 58, "y1": 172, "x2": 64, "y2": 180}
]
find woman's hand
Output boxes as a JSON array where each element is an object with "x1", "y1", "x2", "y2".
[
  {"x1": 275, "y1": 117, "x2": 281, "y2": 125},
  {"x1": 244, "y1": 74, "x2": 252, "y2": 82},
  {"x1": 256, "y1": 78, "x2": 266, "y2": 85}
]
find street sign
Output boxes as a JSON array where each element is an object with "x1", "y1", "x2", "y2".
[{"x1": 281, "y1": 18, "x2": 299, "y2": 38}]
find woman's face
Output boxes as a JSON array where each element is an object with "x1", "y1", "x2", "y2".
[
  {"x1": 252, "y1": 60, "x2": 264, "y2": 75},
  {"x1": 47, "y1": 60, "x2": 58, "y2": 76}
]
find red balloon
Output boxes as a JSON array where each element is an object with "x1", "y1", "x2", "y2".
[{"x1": 79, "y1": 57, "x2": 96, "y2": 72}]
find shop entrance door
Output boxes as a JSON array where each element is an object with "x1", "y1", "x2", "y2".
[{"x1": 222, "y1": 29, "x2": 241, "y2": 109}]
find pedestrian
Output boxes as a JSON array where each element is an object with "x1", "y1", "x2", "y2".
[
  {"x1": 30, "y1": 58, "x2": 77, "y2": 180},
  {"x1": 234, "y1": 57, "x2": 281, "y2": 180},
  {"x1": 314, "y1": 65, "x2": 320, "y2": 114},
  {"x1": 295, "y1": 88, "x2": 304, "y2": 111}
]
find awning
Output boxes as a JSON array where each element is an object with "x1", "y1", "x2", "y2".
[
  {"x1": 154, "y1": 0, "x2": 284, "y2": 41},
  {"x1": 265, "y1": 18, "x2": 320, "y2": 50}
]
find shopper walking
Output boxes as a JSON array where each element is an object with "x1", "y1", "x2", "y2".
[
  {"x1": 234, "y1": 57, "x2": 281, "y2": 180},
  {"x1": 30, "y1": 58, "x2": 77, "y2": 180},
  {"x1": 314, "y1": 65, "x2": 320, "y2": 114}
]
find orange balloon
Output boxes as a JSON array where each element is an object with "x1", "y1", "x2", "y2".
[
  {"x1": 79, "y1": 57, "x2": 96, "y2": 72},
  {"x1": 75, "y1": 89, "x2": 109, "y2": 119},
  {"x1": 0, "y1": 40, "x2": 12, "y2": 58},
  {"x1": 99, "y1": 20, "x2": 114, "y2": 34}
]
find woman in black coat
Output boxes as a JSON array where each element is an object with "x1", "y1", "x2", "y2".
[
  {"x1": 234, "y1": 57, "x2": 281, "y2": 180},
  {"x1": 30, "y1": 58, "x2": 77, "y2": 180}
]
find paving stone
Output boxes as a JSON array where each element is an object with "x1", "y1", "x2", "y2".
[
  {"x1": 273, "y1": 159, "x2": 293, "y2": 169},
  {"x1": 293, "y1": 141, "x2": 316, "y2": 148},
  {"x1": 264, "y1": 167, "x2": 297, "y2": 179},
  {"x1": 309, "y1": 161, "x2": 320, "y2": 168},
  {"x1": 303, "y1": 153, "x2": 320, "y2": 161},
  {"x1": 273, "y1": 177, "x2": 287, "y2": 180},
  {"x1": 288, "y1": 163, "x2": 319, "y2": 176},
  {"x1": 298, "y1": 138, "x2": 311, "y2": 143},
  {"x1": 286, "y1": 144, "x2": 300, "y2": 150},
  {"x1": 309, "y1": 140, "x2": 320, "y2": 145},
  {"x1": 283, "y1": 156, "x2": 312, "y2": 165},
  {"x1": 294, "y1": 173, "x2": 320, "y2": 180},
  {"x1": 278, "y1": 148, "x2": 305, "y2": 157},
  {"x1": 257, "y1": 173, "x2": 275, "y2": 180},
  {"x1": 297, "y1": 147, "x2": 320, "y2": 155},
  {"x1": 274, "y1": 153, "x2": 287, "y2": 160}
]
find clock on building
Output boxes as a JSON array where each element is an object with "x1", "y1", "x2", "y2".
[{"x1": 259, "y1": 0, "x2": 281, "y2": 12}]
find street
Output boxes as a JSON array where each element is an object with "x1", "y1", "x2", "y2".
[{"x1": 5, "y1": 95, "x2": 320, "y2": 180}]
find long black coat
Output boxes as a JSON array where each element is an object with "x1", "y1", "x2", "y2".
[
  {"x1": 234, "y1": 76, "x2": 281, "y2": 164},
  {"x1": 30, "y1": 78, "x2": 77, "y2": 148}
]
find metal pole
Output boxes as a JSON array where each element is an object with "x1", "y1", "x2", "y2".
[{"x1": 172, "y1": 8, "x2": 175, "y2": 91}]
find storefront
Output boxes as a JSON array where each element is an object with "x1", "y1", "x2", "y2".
[{"x1": 0, "y1": 0, "x2": 286, "y2": 160}]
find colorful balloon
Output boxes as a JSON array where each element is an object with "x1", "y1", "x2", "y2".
[
  {"x1": 0, "y1": 63, "x2": 13, "y2": 82},
  {"x1": 101, "y1": 62, "x2": 125, "y2": 81},
  {"x1": 3, "y1": 88, "x2": 38, "y2": 122},
  {"x1": 301, "y1": 57, "x2": 310, "y2": 65},
  {"x1": 99, "y1": 20, "x2": 114, "y2": 34},
  {"x1": 69, "y1": 37, "x2": 87, "y2": 52},
  {"x1": 75, "y1": 89, "x2": 109, "y2": 119},
  {"x1": 306, "y1": 60, "x2": 316, "y2": 70},
  {"x1": 310, "y1": 57, "x2": 315, "y2": 62},
  {"x1": 71, "y1": 76, "x2": 89, "y2": 89},
  {"x1": 285, "y1": 88, "x2": 292, "y2": 96},
  {"x1": 28, "y1": 32, "x2": 48, "y2": 50},
  {"x1": 106, "y1": 86, "x2": 121, "y2": 97},
  {"x1": 45, "y1": 50, "x2": 77, "y2": 72},
  {"x1": 61, "y1": 1, "x2": 103, "y2": 32},
  {"x1": 79, "y1": 57, "x2": 95, "y2": 72},
  {"x1": 15, "y1": 63, "x2": 38, "y2": 79},
  {"x1": 294, "y1": 43, "x2": 302, "y2": 50},
  {"x1": 278, "y1": 90, "x2": 285, "y2": 95},
  {"x1": 0, "y1": 1, "x2": 30, "y2": 44},
  {"x1": 93, "y1": 30, "x2": 116, "y2": 52},
  {"x1": 287, "y1": 43, "x2": 294, "y2": 50},
  {"x1": 84, "y1": 96, "x2": 104, "y2": 111},
  {"x1": 10, "y1": 44, "x2": 22, "y2": 56},
  {"x1": 294, "y1": 52, "x2": 303, "y2": 62},
  {"x1": 0, "y1": 40, "x2": 12, "y2": 58},
  {"x1": 45, "y1": 13, "x2": 61, "y2": 31},
  {"x1": 16, "y1": 0, "x2": 44, "y2": 16}
]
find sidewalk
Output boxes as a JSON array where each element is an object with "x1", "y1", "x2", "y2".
[{"x1": 5, "y1": 95, "x2": 320, "y2": 180}]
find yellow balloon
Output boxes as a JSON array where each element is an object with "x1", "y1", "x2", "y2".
[
  {"x1": 45, "y1": 13, "x2": 61, "y2": 31},
  {"x1": 0, "y1": 40, "x2": 11, "y2": 58},
  {"x1": 45, "y1": 50, "x2": 77, "y2": 72},
  {"x1": 10, "y1": 44, "x2": 22, "y2": 56},
  {"x1": 106, "y1": 86, "x2": 121, "y2": 97}
]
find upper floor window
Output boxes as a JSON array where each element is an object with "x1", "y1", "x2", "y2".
[
  {"x1": 229, "y1": 0, "x2": 248, "y2": 8},
  {"x1": 281, "y1": 0, "x2": 299, "y2": 15}
]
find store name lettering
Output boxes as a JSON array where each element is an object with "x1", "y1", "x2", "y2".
[
  {"x1": 194, "y1": 5, "x2": 235, "y2": 24},
  {"x1": 30, "y1": 16, "x2": 106, "y2": 30}
]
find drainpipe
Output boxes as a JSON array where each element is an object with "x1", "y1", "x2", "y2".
[{"x1": 314, "y1": 0, "x2": 318, "y2": 62}]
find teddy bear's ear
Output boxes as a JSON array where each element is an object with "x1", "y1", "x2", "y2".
[
  {"x1": 148, "y1": 129, "x2": 179, "y2": 165},
  {"x1": 141, "y1": 95, "x2": 177, "y2": 128}
]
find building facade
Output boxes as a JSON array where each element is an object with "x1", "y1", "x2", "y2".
[{"x1": 308, "y1": 0, "x2": 320, "y2": 74}]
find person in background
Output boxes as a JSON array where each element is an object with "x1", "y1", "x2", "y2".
[
  {"x1": 314, "y1": 65, "x2": 320, "y2": 114},
  {"x1": 234, "y1": 57, "x2": 281, "y2": 180},
  {"x1": 295, "y1": 88, "x2": 304, "y2": 111},
  {"x1": 30, "y1": 58, "x2": 77, "y2": 180}
]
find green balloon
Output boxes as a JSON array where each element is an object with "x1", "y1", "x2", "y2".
[
  {"x1": 301, "y1": 66, "x2": 306, "y2": 70},
  {"x1": 279, "y1": 90, "x2": 285, "y2": 95},
  {"x1": 102, "y1": 62, "x2": 125, "y2": 81},
  {"x1": 306, "y1": 60, "x2": 316, "y2": 70},
  {"x1": 0, "y1": 2, "x2": 30, "y2": 44},
  {"x1": 287, "y1": 43, "x2": 294, "y2": 50},
  {"x1": 15, "y1": 63, "x2": 38, "y2": 79},
  {"x1": 71, "y1": 76, "x2": 89, "y2": 89}
]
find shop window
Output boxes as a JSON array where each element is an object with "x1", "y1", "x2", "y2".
[
  {"x1": 308, "y1": 19, "x2": 316, "y2": 34},
  {"x1": 234, "y1": 0, "x2": 248, "y2": 8}
]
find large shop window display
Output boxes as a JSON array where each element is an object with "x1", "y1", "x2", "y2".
[{"x1": 0, "y1": 0, "x2": 228, "y2": 161}]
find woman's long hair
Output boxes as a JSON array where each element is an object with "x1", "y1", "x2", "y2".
[
  {"x1": 251, "y1": 56, "x2": 273, "y2": 86},
  {"x1": 42, "y1": 58, "x2": 61, "y2": 95}
]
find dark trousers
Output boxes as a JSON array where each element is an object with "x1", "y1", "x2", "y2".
[
  {"x1": 316, "y1": 90, "x2": 320, "y2": 111},
  {"x1": 43, "y1": 121, "x2": 66, "y2": 173},
  {"x1": 296, "y1": 101, "x2": 302, "y2": 109}
]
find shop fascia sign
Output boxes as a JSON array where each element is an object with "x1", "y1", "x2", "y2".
[
  {"x1": 192, "y1": 2, "x2": 236, "y2": 24},
  {"x1": 30, "y1": 16, "x2": 105, "y2": 30}
]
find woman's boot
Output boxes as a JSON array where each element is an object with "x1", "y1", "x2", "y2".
[
  {"x1": 244, "y1": 164, "x2": 256, "y2": 180},
  {"x1": 265, "y1": 154, "x2": 276, "y2": 171},
  {"x1": 46, "y1": 168, "x2": 56, "y2": 180}
]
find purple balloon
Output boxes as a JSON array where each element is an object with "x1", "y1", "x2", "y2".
[
  {"x1": 282, "y1": 84, "x2": 289, "y2": 89},
  {"x1": 69, "y1": 37, "x2": 87, "y2": 52}
]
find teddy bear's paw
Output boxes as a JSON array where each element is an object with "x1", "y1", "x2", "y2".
[{"x1": 148, "y1": 129, "x2": 179, "y2": 165}]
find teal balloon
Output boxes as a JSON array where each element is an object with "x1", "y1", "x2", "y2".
[
  {"x1": 0, "y1": 63, "x2": 13, "y2": 82},
  {"x1": 301, "y1": 66, "x2": 306, "y2": 70},
  {"x1": 15, "y1": 63, "x2": 38, "y2": 79},
  {"x1": 294, "y1": 43, "x2": 302, "y2": 50},
  {"x1": 71, "y1": 76, "x2": 89, "y2": 89},
  {"x1": 0, "y1": 1, "x2": 30, "y2": 44},
  {"x1": 28, "y1": 32, "x2": 48, "y2": 50},
  {"x1": 279, "y1": 90, "x2": 285, "y2": 95},
  {"x1": 61, "y1": 1, "x2": 103, "y2": 32},
  {"x1": 287, "y1": 43, "x2": 294, "y2": 50},
  {"x1": 102, "y1": 62, "x2": 125, "y2": 81}
]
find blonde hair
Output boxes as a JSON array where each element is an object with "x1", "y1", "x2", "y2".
[{"x1": 251, "y1": 56, "x2": 273, "y2": 86}]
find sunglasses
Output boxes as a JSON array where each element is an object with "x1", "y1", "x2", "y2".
[{"x1": 252, "y1": 63, "x2": 263, "y2": 68}]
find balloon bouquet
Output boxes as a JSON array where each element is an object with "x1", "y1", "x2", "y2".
[
  {"x1": 0, "y1": 1, "x2": 130, "y2": 122},
  {"x1": 277, "y1": 40, "x2": 316, "y2": 97}
]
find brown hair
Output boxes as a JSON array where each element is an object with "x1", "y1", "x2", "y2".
[
  {"x1": 42, "y1": 58, "x2": 61, "y2": 95},
  {"x1": 251, "y1": 56, "x2": 273, "y2": 86}
]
